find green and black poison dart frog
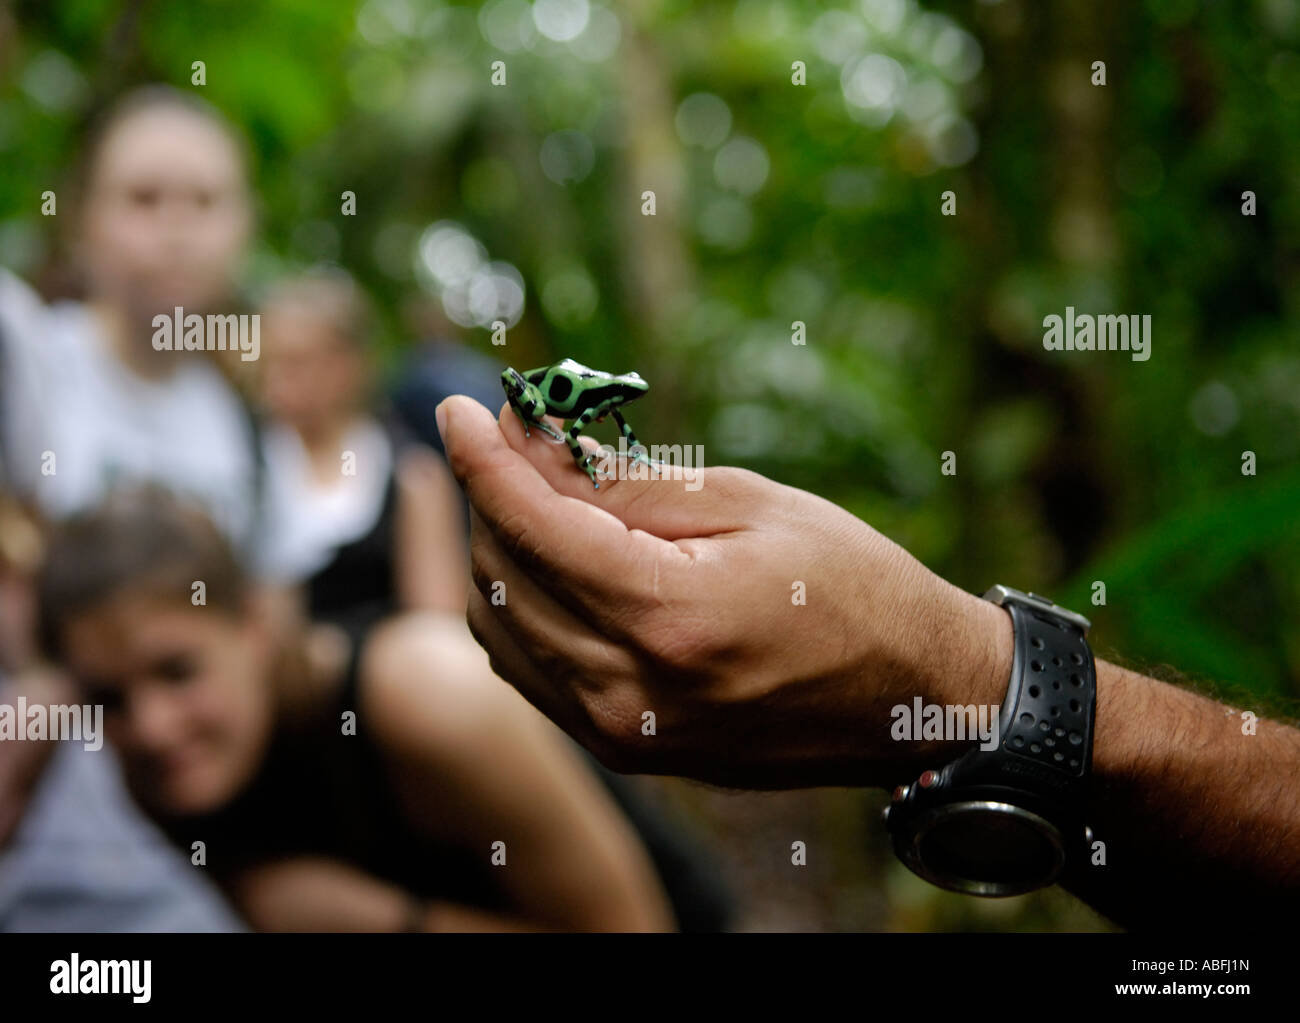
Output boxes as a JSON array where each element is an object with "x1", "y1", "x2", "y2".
[{"x1": 501, "y1": 358, "x2": 654, "y2": 489}]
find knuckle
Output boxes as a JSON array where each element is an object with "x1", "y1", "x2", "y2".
[
  {"x1": 465, "y1": 596, "x2": 508, "y2": 659},
  {"x1": 527, "y1": 639, "x2": 570, "y2": 684},
  {"x1": 485, "y1": 654, "x2": 511, "y2": 685},
  {"x1": 468, "y1": 548, "x2": 496, "y2": 598},
  {"x1": 495, "y1": 511, "x2": 544, "y2": 571},
  {"x1": 578, "y1": 687, "x2": 649, "y2": 773},
  {"x1": 465, "y1": 600, "x2": 490, "y2": 651},
  {"x1": 702, "y1": 465, "x2": 763, "y2": 501}
]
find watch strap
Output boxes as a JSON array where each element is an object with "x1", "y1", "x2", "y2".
[{"x1": 994, "y1": 596, "x2": 1097, "y2": 783}]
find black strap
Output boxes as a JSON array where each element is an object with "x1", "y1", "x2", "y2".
[{"x1": 997, "y1": 600, "x2": 1097, "y2": 781}]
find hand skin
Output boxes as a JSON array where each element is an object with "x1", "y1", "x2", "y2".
[
  {"x1": 440, "y1": 394, "x2": 1017, "y2": 789},
  {"x1": 438, "y1": 394, "x2": 1300, "y2": 923}
]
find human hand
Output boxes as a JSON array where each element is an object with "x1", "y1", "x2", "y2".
[{"x1": 437, "y1": 395, "x2": 1012, "y2": 790}]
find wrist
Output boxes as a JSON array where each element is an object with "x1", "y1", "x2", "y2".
[
  {"x1": 922, "y1": 582, "x2": 1014, "y2": 711},
  {"x1": 881, "y1": 578, "x2": 1014, "y2": 782}
]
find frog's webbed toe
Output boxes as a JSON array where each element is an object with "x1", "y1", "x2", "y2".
[
  {"x1": 574, "y1": 448, "x2": 610, "y2": 489},
  {"x1": 534, "y1": 419, "x2": 567, "y2": 443}
]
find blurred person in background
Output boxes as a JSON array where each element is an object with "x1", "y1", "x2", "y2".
[
  {"x1": 35, "y1": 486, "x2": 677, "y2": 932},
  {"x1": 251, "y1": 271, "x2": 732, "y2": 931},
  {"x1": 0, "y1": 489, "x2": 241, "y2": 931},
  {"x1": 255, "y1": 270, "x2": 467, "y2": 634},
  {"x1": 0, "y1": 491, "x2": 53, "y2": 852},
  {"x1": 0, "y1": 78, "x2": 734, "y2": 931},
  {"x1": 0, "y1": 84, "x2": 275, "y2": 930},
  {"x1": 387, "y1": 295, "x2": 508, "y2": 467},
  {"x1": 0, "y1": 493, "x2": 42, "y2": 678},
  {"x1": 0, "y1": 84, "x2": 262, "y2": 557},
  {"x1": 386, "y1": 300, "x2": 511, "y2": 543}
]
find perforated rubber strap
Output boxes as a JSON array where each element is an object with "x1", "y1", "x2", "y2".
[{"x1": 999, "y1": 599, "x2": 1097, "y2": 783}]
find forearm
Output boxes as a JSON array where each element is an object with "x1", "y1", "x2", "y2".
[
  {"x1": 925, "y1": 589, "x2": 1300, "y2": 924},
  {"x1": 229, "y1": 856, "x2": 560, "y2": 932},
  {"x1": 421, "y1": 900, "x2": 551, "y2": 933},
  {"x1": 394, "y1": 454, "x2": 470, "y2": 614},
  {"x1": 367, "y1": 615, "x2": 676, "y2": 932},
  {"x1": 1059, "y1": 659, "x2": 1300, "y2": 925}
]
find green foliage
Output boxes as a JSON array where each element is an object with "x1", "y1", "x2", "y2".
[
  {"x1": 4, "y1": 0, "x2": 1295, "y2": 696},
  {"x1": 2, "y1": 0, "x2": 1298, "y2": 929}
]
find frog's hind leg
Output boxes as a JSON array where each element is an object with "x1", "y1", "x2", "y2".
[{"x1": 611, "y1": 409, "x2": 655, "y2": 466}]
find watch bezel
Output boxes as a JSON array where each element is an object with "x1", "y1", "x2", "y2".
[
  {"x1": 896, "y1": 799, "x2": 1067, "y2": 897},
  {"x1": 884, "y1": 584, "x2": 1096, "y2": 898}
]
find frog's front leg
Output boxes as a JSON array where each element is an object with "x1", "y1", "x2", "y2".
[{"x1": 508, "y1": 391, "x2": 566, "y2": 442}]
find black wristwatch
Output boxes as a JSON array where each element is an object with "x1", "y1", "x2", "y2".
[{"x1": 883, "y1": 586, "x2": 1097, "y2": 896}]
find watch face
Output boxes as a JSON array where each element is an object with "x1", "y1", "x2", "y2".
[{"x1": 906, "y1": 801, "x2": 1065, "y2": 897}]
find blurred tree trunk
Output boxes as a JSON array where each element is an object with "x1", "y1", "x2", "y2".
[
  {"x1": 1048, "y1": 0, "x2": 1118, "y2": 268},
  {"x1": 616, "y1": 0, "x2": 695, "y2": 434},
  {"x1": 955, "y1": 0, "x2": 1121, "y2": 586}
]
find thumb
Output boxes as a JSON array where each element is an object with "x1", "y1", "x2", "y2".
[{"x1": 436, "y1": 393, "x2": 688, "y2": 618}]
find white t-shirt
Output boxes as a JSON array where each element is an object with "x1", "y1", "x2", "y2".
[
  {"x1": 255, "y1": 417, "x2": 393, "y2": 585},
  {"x1": 0, "y1": 269, "x2": 259, "y2": 554}
]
